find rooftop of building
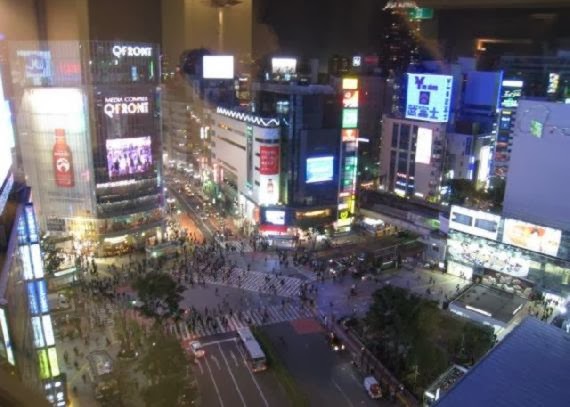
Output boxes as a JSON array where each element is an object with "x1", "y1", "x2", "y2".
[
  {"x1": 451, "y1": 284, "x2": 527, "y2": 324},
  {"x1": 436, "y1": 317, "x2": 570, "y2": 407}
]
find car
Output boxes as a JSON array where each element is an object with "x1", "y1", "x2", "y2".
[
  {"x1": 327, "y1": 332, "x2": 345, "y2": 352},
  {"x1": 364, "y1": 376, "x2": 382, "y2": 399},
  {"x1": 188, "y1": 341, "x2": 205, "y2": 358}
]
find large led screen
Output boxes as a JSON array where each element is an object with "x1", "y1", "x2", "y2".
[
  {"x1": 502, "y1": 219, "x2": 562, "y2": 257},
  {"x1": 415, "y1": 127, "x2": 433, "y2": 164},
  {"x1": 406, "y1": 73, "x2": 453, "y2": 123},
  {"x1": 0, "y1": 69, "x2": 14, "y2": 189},
  {"x1": 306, "y1": 156, "x2": 334, "y2": 184},
  {"x1": 272, "y1": 58, "x2": 297, "y2": 75},
  {"x1": 203, "y1": 56, "x2": 234, "y2": 79},
  {"x1": 106, "y1": 137, "x2": 152, "y2": 179},
  {"x1": 449, "y1": 206, "x2": 501, "y2": 241}
]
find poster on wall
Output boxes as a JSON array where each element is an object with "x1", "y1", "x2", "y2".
[
  {"x1": 259, "y1": 146, "x2": 280, "y2": 175},
  {"x1": 258, "y1": 176, "x2": 279, "y2": 205},
  {"x1": 106, "y1": 137, "x2": 153, "y2": 179}
]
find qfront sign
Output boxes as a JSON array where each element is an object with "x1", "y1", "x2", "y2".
[
  {"x1": 112, "y1": 45, "x2": 153, "y2": 58},
  {"x1": 104, "y1": 96, "x2": 149, "y2": 118}
]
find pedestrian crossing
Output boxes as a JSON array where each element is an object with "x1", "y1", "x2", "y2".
[
  {"x1": 165, "y1": 303, "x2": 317, "y2": 341},
  {"x1": 193, "y1": 269, "x2": 302, "y2": 298}
]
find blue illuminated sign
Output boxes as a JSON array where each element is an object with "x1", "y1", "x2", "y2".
[
  {"x1": 25, "y1": 205, "x2": 38, "y2": 243},
  {"x1": 27, "y1": 282, "x2": 39, "y2": 315},
  {"x1": 306, "y1": 156, "x2": 334, "y2": 183},
  {"x1": 406, "y1": 73, "x2": 453, "y2": 123},
  {"x1": 36, "y1": 280, "x2": 49, "y2": 314}
]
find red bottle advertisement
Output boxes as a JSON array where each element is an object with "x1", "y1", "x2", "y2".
[{"x1": 52, "y1": 128, "x2": 75, "y2": 188}]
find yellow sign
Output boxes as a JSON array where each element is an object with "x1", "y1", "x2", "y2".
[{"x1": 342, "y1": 78, "x2": 358, "y2": 90}]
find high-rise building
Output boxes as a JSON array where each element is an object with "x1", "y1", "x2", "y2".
[{"x1": 10, "y1": 41, "x2": 164, "y2": 256}]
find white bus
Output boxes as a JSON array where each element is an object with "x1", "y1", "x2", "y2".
[{"x1": 237, "y1": 327, "x2": 267, "y2": 372}]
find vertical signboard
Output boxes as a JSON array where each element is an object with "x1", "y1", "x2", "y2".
[
  {"x1": 258, "y1": 145, "x2": 280, "y2": 205},
  {"x1": 406, "y1": 73, "x2": 453, "y2": 123},
  {"x1": 246, "y1": 125, "x2": 253, "y2": 190},
  {"x1": 494, "y1": 80, "x2": 523, "y2": 178}
]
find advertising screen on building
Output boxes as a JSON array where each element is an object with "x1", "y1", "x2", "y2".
[
  {"x1": 306, "y1": 156, "x2": 334, "y2": 183},
  {"x1": 406, "y1": 73, "x2": 453, "y2": 123},
  {"x1": 342, "y1": 78, "x2": 358, "y2": 90},
  {"x1": 499, "y1": 80, "x2": 523, "y2": 109},
  {"x1": 259, "y1": 146, "x2": 280, "y2": 175},
  {"x1": 415, "y1": 127, "x2": 433, "y2": 164},
  {"x1": 449, "y1": 206, "x2": 501, "y2": 241},
  {"x1": 271, "y1": 58, "x2": 297, "y2": 75},
  {"x1": 0, "y1": 70, "x2": 15, "y2": 190},
  {"x1": 342, "y1": 109, "x2": 358, "y2": 128},
  {"x1": 341, "y1": 129, "x2": 358, "y2": 142},
  {"x1": 502, "y1": 219, "x2": 562, "y2": 257},
  {"x1": 265, "y1": 210, "x2": 286, "y2": 225},
  {"x1": 258, "y1": 175, "x2": 279, "y2": 205},
  {"x1": 106, "y1": 137, "x2": 152, "y2": 179},
  {"x1": 203, "y1": 55, "x2": 234, "y2": 79},
  {"x1": 342, "y1": 90, "x2": 359, "y2": 108}
]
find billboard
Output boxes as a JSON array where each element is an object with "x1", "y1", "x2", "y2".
[
  {"x1": 406, "y1": 73, "x2": 453, "y2": 123},
  {"x1": 499, "y1": 80, "x2": 523, "y2": 109},
  {"x1": 0, "y1": 69, "x2": 14, "y2": 190},
  {"x1": 203, "y1": 55, "x2": 234, "y2": 79},
  {"x1": 502, "y1": 219, "x2": 562, "y2": 257},
  {"x1": 342, "y1": 90, "x2": 359, "y2": 108},
  {"x1": 271, "y1": 58, "x2": 297, "y2": 75},
  {"x1": 106, "y1": 137, "x2": 153, "y2": 179},
  {"x1": 342, "y1": 109, "x2": 358, "y2": 128},
  {"x1": 415, "y1": 127, "x2": 433, "y2": 164},
  {"x1": 259, "y1": 146, "x2": 280, "y2": 175},
  {"x1": 306, "y1": 156, "x2": 334, "y2": 183},
  {"x1": 19, "y1": 88, "x2": 94, "y2": 220},
  {"x1": 341, "y1": 129, "x2": 358, "y2": 142},
  {"x1": 342, "y1": 78, "x2": 358, "y2": 90},
  {"x1": 258, "y1": 175, "x2": 279, "y2": 205},
  {"x1": 265, "y1": 210, "x2": 286, "y2": 225},
  {"x1": 449, "y1": 206, "x2": 501, "y2": 241}
]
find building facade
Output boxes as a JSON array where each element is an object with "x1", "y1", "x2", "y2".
[
  {"x1": 10, "y1": 41, "x2": 164, "y2": 256},
  {"x1": 380, "y1": 116, "x2": 447, "y2": 202}
]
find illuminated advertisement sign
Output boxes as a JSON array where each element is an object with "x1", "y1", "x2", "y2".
[
  {"x1": 502, "y1": 219, "x2": 562, "y2": 257},
  {"x1": 112, "y1": 45, "x2": 152, "y2": 58},
  {"x1": 203, "y1": 55, "x2": 235, "y2": 79},
  {"x1": 0, "y1": 308, "x2": 15, "y2": 365},
  {"x1": 449, "y1": 206, "x2": 502, "y2": 241},
  {"x1": 477, "y1": 145, "x2": 492, "y2": 183},
  {"x1": 28, "y1": 282, "x2": 39, "y2": 315},
  {"x1": 342, "y1": 109, "x2": 358, "y2": 128},
  {"x1": 271, "y1": 58, "x2": 297, "y2": 75},
  {"x1": 352, "y1": 56, "x2": 362, "y2": 67},
  {"x1": 258, "y1": 175, "x2": 279, "y2": 205},
  {"x1": 25, "y1": 205, "x2": 39, "y2": 244},
  {"x1": 342, "y1": 78, "x2": 358, "y2": 90},
  {"x1": 406, "y1": 73, "x2": 453, "y2": 123},
  {"x1": 342, "y1": 90, "x2": 359, "y2": 108},
  {"x1": 16, "y1": 50, "x2": 52, "y2": 85},
  {"x1": 42, "y1": 315, "x2": 55, "y2": 347},
  {"x1": 415, "y1": 127, "x2": 433, "y2": 164},
  {"x1": 103, "y1": 96, "x2": 149, "y2": 119},
  {"x1": 307, "y1": 156, "x2": 334, "y2": 183},
  {"x1": 548, "y1": 73, "x2": 560, "y2": 95},
  {"x1": 32, "y1": 316, "x2": 46, "y2": 348},
  {"x1": 31, "y1": 244, "x2": 45, "y2": 279},
  {"x1": 259, "y1": 146, "x2": 280, "y2": 175},
  {"x1": 37, "y1": 280, "x2": 49, "y2": 314},
  {"x1": 106, "y1": 137, "x2": 152, "y2": 179},
  {"x1": 38, "y1": 349, "x2": 50, "y2": 379},
  {"x1": 265, "y1": 210, "x2": 286, "y2": 226},
  {"x1": 47, "y1": 347, "x2": 60, "y2": 377},
  {"x1": 0, "y1": 70, "x2": 14, "y2": 191},
  {"x1": 341, "y1": 129, "x2": 358, "y2": 142},
  {"x1": 499, "y1": 80, "x2": 523, "y2": 109},
  {"x1": 20, "y1": 246, "x2": 34, "y2": 280}
]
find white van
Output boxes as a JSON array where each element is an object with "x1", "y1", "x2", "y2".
[{"x1": 364, "y1": 376, "x2": 382, "y2": 399}]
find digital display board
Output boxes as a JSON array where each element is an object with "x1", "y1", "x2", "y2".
[
  {"x1": 342, "y1": 90, "x2": 359, "y2": 108},
  {"x1": 406, "y1": 73, "x2": 453, "y2": 123},
  {"x1": 203, "y1": 55, "x2": 235, "y2": 79},
  {"x1": 259, "y1": 146, "x2": 280, "y2": 175},
  {"x1": 342, "y1": 109, "x2": 358, "y2": 128},
  {"x1": 342, "y1": 78, "x2": 358, "y2": 90},
  {"x1": 265, "y1": 210, "x2": 286, "y2": 225},
  {"x1": 449, "y1": 206, "x2": 502, "y2": 241},
  {"x1": 306, "y1": 156, "x2": 334, "y2": 183},
  {"x1": 341, "y1": 129, "x2": 358, "y2": 142},
  {"x1": 271, "y1": 58, "x2": 297, "y2": 75},
  {"x1": 502, "y1": 218, "x2": 562, "y2": 257},
  {"x1": 106, "y1": 137, "x2": 152, "y2": 179},
  {"x1": 415, "y1": 127, "x2": 433, "y2": 164}
]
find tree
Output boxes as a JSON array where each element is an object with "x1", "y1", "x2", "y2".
[
  {"x1": 132, "y1": 272, "x2": 183, "y2": 318},
  {"x1": 137, "y1": 325, "x2": 197, "y2": 406}
]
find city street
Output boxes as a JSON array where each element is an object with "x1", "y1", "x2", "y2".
[{"x1": 192, "y1": 336, "x2": 289, "y2": 407}]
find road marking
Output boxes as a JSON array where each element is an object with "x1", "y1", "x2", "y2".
[
  {"x1": 210, "y1": 354, "x2": 222, "y2": 370},
  {"x1": 332, "y1": 378, "x2": 355, "y2": 407},
  {"x1": 229, "y1": 350, "x2": 239, "y2": 367},
  {"x1": 236, "y1": 343, "x2": 270, "y2": 407},
  {"x1": 218, "y1": 343, "x2": 247, "y2": 407},
  {"x1": 204, "y1": 356, "x2": 225, "y2": 407},
  {"x1": 196, "y1": 359, "x2": 204, "y2": 375}
]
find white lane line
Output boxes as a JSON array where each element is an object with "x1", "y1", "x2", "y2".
[
  {"x1": 196, "y1": 358, "x2": 204, "y2": 375},
  {"x1": 210, "y1": 354, "x2": 222, "y2": 370},
  {"x1": 218, "y1": 343, "x2": 247, "y2": 407},
  {"x1": 202, "y1": 338, "x2": 237, "y2": 347},
  {"x1": 331, "y1": 378, "x2": 355, "y2": 407},
  {"x1": 229, "y1": 350, "x2": 239, "y2": 367},
  {"x1": 236, "y1": 344, "x2": 269, "y2": 407},
  {"x1": 204, "y1": 356, "x2": 225, "y2": 407}
]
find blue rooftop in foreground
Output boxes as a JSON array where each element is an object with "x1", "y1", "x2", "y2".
[{"x1": 436, "y1": 317, "x2": 570, "y2": 407}]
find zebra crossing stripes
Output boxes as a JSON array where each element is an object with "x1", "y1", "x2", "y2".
[
  {"x1": 166, "y1": 304, "x2": 317, "y2": 341},
  {"x1": 194, "y1": 270, "x2": 303, "y2": 298}
]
